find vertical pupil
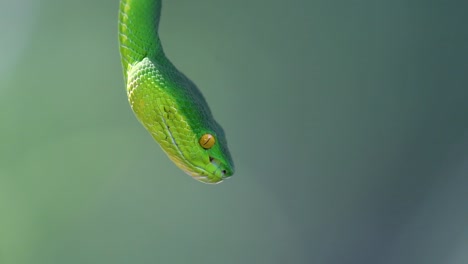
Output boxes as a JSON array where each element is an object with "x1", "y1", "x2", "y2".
[{"x1": 203, "y1": 137, "x2": 211, "y2": 146}]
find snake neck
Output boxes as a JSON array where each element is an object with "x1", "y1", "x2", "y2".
[{"x1": 118, "y1": 0, "x2": 164, "y2": 80}]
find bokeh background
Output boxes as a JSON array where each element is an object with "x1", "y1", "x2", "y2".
[{"x1": 1, "y1": 0, "x2": 467, "y2": 263}]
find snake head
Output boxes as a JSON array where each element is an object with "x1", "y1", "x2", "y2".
[
  {"x1": 127, "y1": 58, "x2": 234, "y2": 184},
  {"x1": 166, "y1": 128, "x2": 235, "y2": 184}
]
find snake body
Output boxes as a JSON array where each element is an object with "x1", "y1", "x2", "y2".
[{"x1": 118, "y1": 0, "x2": 234, "y2": 183}]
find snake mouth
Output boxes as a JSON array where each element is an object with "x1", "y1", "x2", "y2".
[
  {"x1": 176, "y1": 155, "x2": 229, "y2": 184},
  {"x1": 187, "y1": 156, "x2": 231, "y2": 184}
]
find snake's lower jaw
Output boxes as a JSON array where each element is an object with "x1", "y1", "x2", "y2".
[
  {"x1": 186, "y1": 171, "x2": 228, "y2": 184},
  {"x1": 192, "y1": 158, "x2": 234, "y2": 184},
  {"x1": 192, "y1": 174, "x2": 225, "y2": 184},
  {"x1": 168, "y1": 154, "x2": 233, "y2": 184}
]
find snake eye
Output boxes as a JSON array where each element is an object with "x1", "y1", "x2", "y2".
[{"x1": 199, "y1": 134, "x2": 215, "y2": 149}]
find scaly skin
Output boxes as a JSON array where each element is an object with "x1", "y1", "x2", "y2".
[{"x1": 118, "y1": 0, "x2": 234, "y2": 183}]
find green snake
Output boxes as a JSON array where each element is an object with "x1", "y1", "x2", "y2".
[{"x1": 118, "y1": 0, "x2": 234, "y2": 184}]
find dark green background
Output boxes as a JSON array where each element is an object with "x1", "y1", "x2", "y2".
[{"x1": 1, "y1": 0, "x2": 467, "y2": 263}]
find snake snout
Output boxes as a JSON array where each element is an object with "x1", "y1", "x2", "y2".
[{"x1": 209, "y1": 156, "x2": 232, "y2": 178}]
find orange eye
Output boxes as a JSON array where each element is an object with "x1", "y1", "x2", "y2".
[{"x1": 199, "y1": 134, "x2": 215, "y2": 149}]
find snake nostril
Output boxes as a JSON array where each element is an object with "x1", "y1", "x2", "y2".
[
  {"x1": 221, "y1": 170, "x2": 226, "y2": 175},
  {"x1": 209, "y1": 156, "x2": 214, "y2": 162}
]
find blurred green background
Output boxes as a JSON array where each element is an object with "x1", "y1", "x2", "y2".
[{"x1": 1, "y1": 0, "x2": 467, "y2": 263}]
